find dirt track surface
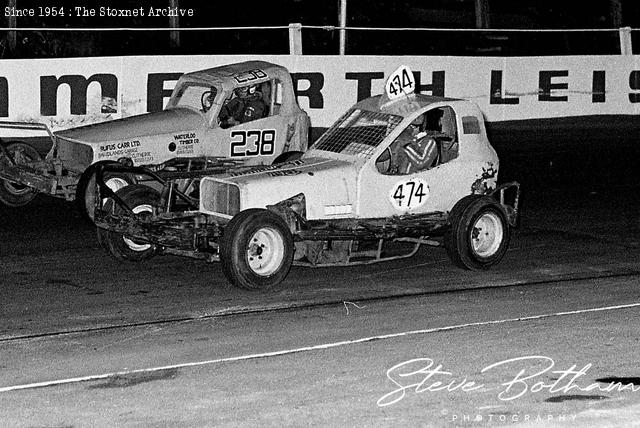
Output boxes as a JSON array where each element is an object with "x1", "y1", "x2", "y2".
[{"x1": 1, "y1": 188, "x2": 640, "y2": 426}]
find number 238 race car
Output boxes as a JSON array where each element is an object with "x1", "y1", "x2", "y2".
[
  {"x1": 94, "y1": 65, "x2": 520, "y2": 291},
  {"x1": 0, "y1": 60, "x2": 309, "y2": 219}
]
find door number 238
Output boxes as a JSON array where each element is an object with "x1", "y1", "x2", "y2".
[{"x1": 230, "y1": 129, "x2": 276, "y2": 157}]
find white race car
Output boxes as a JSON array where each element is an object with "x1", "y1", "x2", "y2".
[
  {"x1": 95, "y1": 66, "x2": 520, "y2": 290},
  {"x1": 0, "y1": 60, "x2": 309, "y2": 218}
]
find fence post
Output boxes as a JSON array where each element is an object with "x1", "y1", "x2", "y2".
[
  {"x1": 169, "y1": 0, "x2": 181, "y2": 49},
  {"x1": 619, "y1": 26, "x2": 632, "y2": 55},
  {"x1": 7, "y1": 0, "x2": 17, "y2": 51},
  {"x1": 339, "y1": 0, "x2": 347, "y2": 55},
  {"x1": 289, "y1": 23, "x2": 302, "y2": 55}
]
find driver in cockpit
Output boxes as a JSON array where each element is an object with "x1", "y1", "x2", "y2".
[{"x1": 218, "y1": 85, "x2": 266, "y2": 128}]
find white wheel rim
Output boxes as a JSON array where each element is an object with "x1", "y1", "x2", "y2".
[
  {"x1": 100, "y1": 176, "x2": 131, "y2": 204},
  {"x1": 86, "y1": 175, "x2": 132, "y2": 218},
  {"x1": 246, "y1": 227, "x2": 285, "y2": 276},
  {"x1": 106, "y1": 177, "x2": 130, "y2": 193},
  {"x1": 123, "y1": 204, "x2": 152, "y2": 252},
  {"x1": 470, "y1": 211, "x2": 503, "y2": 258}
]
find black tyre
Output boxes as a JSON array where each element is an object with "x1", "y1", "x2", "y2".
[
  {"x1": 220, "y1": 209, "x2": 294, "y2": 290},
  {"x1": 76, "y1": 161, "x2": 136, "y2": 222},
  {"x1": 97, "y1": 184, "x2": 160, "y2": 262},
  {"x1": 272, "y1": 151, "x2": 304, "y2": 164},
  {"x1": 0, "y1": 142, "x2": 41, "y2": 207},
  {"x1": 444, "y1": 195, "x2": 510, "y2": 270}
]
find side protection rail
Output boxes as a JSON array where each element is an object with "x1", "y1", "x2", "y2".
[{"x1": 0, "y1": 121, "x2": 57, "y2": 159}]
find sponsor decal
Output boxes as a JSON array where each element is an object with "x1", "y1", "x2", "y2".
[
  {"x1": 173, "y1": 132, "x2": 199, "y2": 155},
  {"x1": 228, "y1": 159, "x2": 306, "y2": 177},
  {"x1": 97, "y1": 139, "x2": 142, "y2": 159},
  {"x1": 95, "y1": 139, "x2": 153, "y2": 163},
  {"x1": 267, "y1": 169, "x2": 302, "y2": 177}
]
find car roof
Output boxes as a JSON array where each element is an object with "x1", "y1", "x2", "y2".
[
  {"x1": 178, "y1": 60, "x2": 288, "y2": 89},
  {"x1": 355, "y1": 93, "x2": 462, "y2": 118}
]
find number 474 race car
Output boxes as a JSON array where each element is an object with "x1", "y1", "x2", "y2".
[
  {"x1": 0, "y1": 60, "x2": 309, "y2": 219},
  {"x1": 94, "y1": 65, "x2": 520, "y2": 291}
]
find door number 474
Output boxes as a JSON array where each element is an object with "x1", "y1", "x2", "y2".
[{"x1": 390, "y1": 178, "x2": 429, "y2": 210}]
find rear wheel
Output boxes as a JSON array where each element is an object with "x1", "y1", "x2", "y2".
[
  {"x1": 444, "y1": 195, "x2": 510, "y2": 270},
  {"x1": 0, "y1": 142, "x2": 42, "y2": 207},
  {"x1": 97, "y1": 184, "x2": 160, "y2": 262},
  {"x1": 220, "y1": 209, "x2": 294, "y2": 290},
  {"x1": 76, "y1": 162, "x2": 136, "y2": 221}
]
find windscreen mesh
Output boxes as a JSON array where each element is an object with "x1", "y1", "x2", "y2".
[{"x1": 312, "y1": 109, "x2": 403, "y2": 159}]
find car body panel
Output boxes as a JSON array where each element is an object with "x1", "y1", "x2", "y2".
[
  {"x1": 199, "y1": 93, "x2": 499, "y2": 222},
  {"x1": 56, "y1": 60, "x2": 307, "y2": 168},
  {"x1": 93, "y1": 66, "x2": 518, "y2": 290},
  {"x1": 200, "y1": 157, "x2": 358, "y2": 220},
  {"x1": 0, "y1": 60, "x2": 309, "y2": 201}
]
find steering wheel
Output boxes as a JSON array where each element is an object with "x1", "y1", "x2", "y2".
[
  {"x1": 375, "y1": 146, "x2": 393, "y2": 174},
  {"x1": 201, "y1": 91, "x2": 214, "y2": 113}
]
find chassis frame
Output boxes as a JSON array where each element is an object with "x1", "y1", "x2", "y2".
[{"x1": 94, "y1": 162, "x2": 520, "y2": 266}]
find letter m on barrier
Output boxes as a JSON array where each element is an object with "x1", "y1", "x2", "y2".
[{"x1": 40, "y1": 74, "x2": 118, "y2": 116}]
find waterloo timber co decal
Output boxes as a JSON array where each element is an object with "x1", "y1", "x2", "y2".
[
  {"x1": 172, "y1": 132, "x2": 200, "y2": 155},
  {"x1": 97, "y1": 139, "x2": 152, "y2": 163},
  {"x1": 389, "y1": 178, "x2": 429, "y2": 210},
  {"x1": 230, "y1": 129, "x2": 276, "y2": 157}
]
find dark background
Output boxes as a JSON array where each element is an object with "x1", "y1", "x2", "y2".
[{"x1": 2, "y1": 0, "x2": 639, "y2": 58}]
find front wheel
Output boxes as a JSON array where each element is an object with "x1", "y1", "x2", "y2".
[
  {"x1": 444, "y1": 195, "x2": 510, "y2": 270},
  {"x1": 0, "y1": 142, "x2": 42, "y2": 207},
  {"x1": 220, "y1": 209, "x2": 294, "y2": 290},
  {"x1": 97, "y1": 184, "x2": 160, "y2": 262}
]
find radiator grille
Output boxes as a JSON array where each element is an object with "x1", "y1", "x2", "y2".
[{"x1": 200, "y1": 179, "x2": 240, "y2": 217}]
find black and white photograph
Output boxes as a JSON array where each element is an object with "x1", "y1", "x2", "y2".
[{"x1": 1, "y1": 0, "x2": 639, "y2": 426}]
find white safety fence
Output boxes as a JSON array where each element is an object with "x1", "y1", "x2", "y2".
[{"x1": 0, "y1": 54, "x2": 639, "y2": 136}]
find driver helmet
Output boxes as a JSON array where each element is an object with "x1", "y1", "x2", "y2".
[
  {"x1": 237, "y1": 85, "x2": 258, "y2": 98},
  {"x1": 410, "y1": 115, "x2": 423, "y2": 129},
  {"x1": 236, "y1": 86, "x2": 250, "y2": 97}
]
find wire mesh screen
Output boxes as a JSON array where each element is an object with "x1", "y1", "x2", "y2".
[
  {"x1": 173, "y1": 83, "x2": 213, "y2": 110},
  {"x1": 312, "y1": 109, "x2": 403, "y2": 158}
]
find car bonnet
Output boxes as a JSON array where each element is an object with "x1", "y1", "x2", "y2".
[
  {"x1": 54, "y1": 108, "x2": 203, "y2": 146},
  {"x1": 201, "y1": 157, "x2": 359, "y2": 220}
]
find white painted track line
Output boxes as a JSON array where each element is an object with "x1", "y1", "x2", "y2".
[{"x1": 1, "y1": 302, "x2": 639, "y2": 393}]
